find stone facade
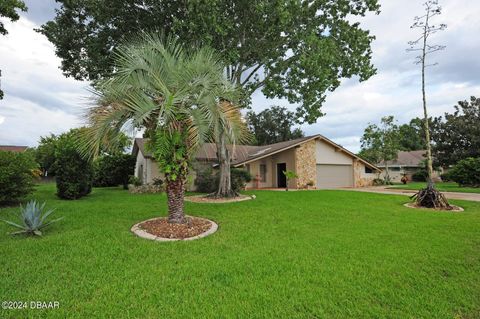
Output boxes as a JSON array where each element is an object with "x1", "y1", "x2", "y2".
[
  {"x1": 353, "y1": 159, "x2": 376, "y2": 187},
  {"x1": 294, "y1": 139, "x2": 317, "y2": 189}
]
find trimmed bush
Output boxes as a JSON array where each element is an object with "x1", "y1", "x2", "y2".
[
  {"x1": 54, "y1": 130, "x2": 94, "y2": 199},
  {"x1": 195, "y1": 168, "x2": 251, "y2": 194},
  {"x1": 93, "y1": 154, "x2": 136, "y2": 189},
  {"x1": 448, "y1": 157, "x2": 480, "y2": 187},
  {"x1": 0, "y1": 150, "x2": 37, "y2": 205},
  {"x1": 412, "y1": 169, "x2": 428, "y2": 182}
]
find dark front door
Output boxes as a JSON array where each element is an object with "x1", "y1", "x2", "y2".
[{"x1": 277, "y1": 163, "x2": 287, "y2": 188}]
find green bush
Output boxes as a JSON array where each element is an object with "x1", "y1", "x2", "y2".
[
  {"x1": 448, "y1": 157, "x2": 480, "y2": 187},
  {"x1": 412, "y1": 169, "x2": 428, "y2": 182},
  {"x1": 54, "y1": 130, "x2": 94, "y2": 199},
  {"x1": 372, "y1": 178, "x2": 384, "y2": 186},
  {"x1": 194, "y1": 168, "x2": 251, "y2": 194},
  {"x1": 0, "y1": 150, "x2": 37, "y2": 205},
  {"x1": 93, "y1": 154, "x2": 136, "y2": 189}
]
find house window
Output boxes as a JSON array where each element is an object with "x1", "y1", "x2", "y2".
[
  {"x1": 391, "y1": 167, "x2": 401, "y2": 172},
  {"x1": 365, "y1": 167, "x2": 373, "y2": 174},
  {"x1": 260, "y1": 164, "x2": 267, "y2": 183}
]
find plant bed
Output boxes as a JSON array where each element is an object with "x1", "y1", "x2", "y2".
[
  {"x1": 403, "y1": 202, "x2": 464, "y2": 212},
  {"x1": 131, "y1": 216, "x2": 218, "y2": 241},
  {"x1": 184, "y1": 194, "x2": 254, "y2": 203}
]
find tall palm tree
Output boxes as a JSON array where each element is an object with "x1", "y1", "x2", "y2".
[{"x1": 80, "y1": 34, "x2": 248, "y2": 224}]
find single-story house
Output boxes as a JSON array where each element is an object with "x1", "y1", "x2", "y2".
[
  {"x1": 0, "y1": 145, "x2": 28, "y2": 152},
  {"x1": 377, "y1": 150, "x2": 442, "y2": 182},
  {"x1": 133, "y1": 134, "x2": 380, "y2": 190}
]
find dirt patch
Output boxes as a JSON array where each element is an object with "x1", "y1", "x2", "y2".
[
  {"x1": 138, "y1": 216, "x2": 212, "y2": 239},
  {"x1": 184, "y1": 194, "x2": 254, "y2": 203},
  {"x1": 403, "y1": 202, "x2": 464, "y2": 212}
]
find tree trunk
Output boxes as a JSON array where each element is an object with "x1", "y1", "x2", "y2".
[
  {"x1": 215, "y1": 130, "x2": 237, "y2": 198},
  {"x1": 421, "y1": 16, "x2": 434, "y2": 188},
  {"x1": 384, "y1": 161, "x2": 390, "y2": 184},
  {"x1": 166, "y1": 177, "x2": 186, "y2": 224}
]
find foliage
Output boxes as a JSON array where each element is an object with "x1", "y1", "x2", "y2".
[
  {"x1": 152, "y1": 178, "x2": 164, "y2": 187},
  {"x1": 0, "y1": 200, "x2": 62, "y2": 236},
  {"x1": 79, "y1": 35, "x2": 248, "y2": 223},
  {"x1": 129, "y1": 176, "x2": 142, "y2": 187},
  {"x1": 432, "y1": 96, "x2": 480, "y2": 167},
  {"x1": 195, "y1": 168, "x2": 251, "y2": 194},
  {"x1": 0, "y1": 0, "x2": 27, "y2": 99},
  {"x1": 0, "y1": 150, "x2": 37, "y2": 205},
  {"x1": 398, "y1": 118, "x2": 427, "y2": 151},
  {"x1": 40, "y1": 0, "x2": 379, "y2": 123},
  {"x1": 447, "y1": 157, "x2": 480, "y2": 188},
  {"x1": 246, "y1": 106, "x2": 304, "y2": 145},
  {"x1": 412, "y1": 170, "x2": 428, "y2": 182},
  {"x1": 372, "y1": 178, "x2": 385, "y2": 186},
  {"x1": 359, "y1": 116, "x2": 400, "y2": 182},
  {"x1": 54, "y1": 129, "x2": 94, "y2": 200},
  {"x1": 93, "y1": 154, "x2": 136, "y2": 189},
  {"x1": 283, "y1": 170, "x2": 298, "y2": 190},
  {"x1": 35, "y1": 134, "x2": 59, "y2": 176}
]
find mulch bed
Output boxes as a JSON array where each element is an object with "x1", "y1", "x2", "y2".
[
  {"x1": 138, "y1": 216, "x2": 212, "y2": 239},
  {"x1": 403, "y1": 202, "x2": 464, "y2": 212},
  {"x1": 184, "y1": 194, "x2": 254, "y2": 203}
]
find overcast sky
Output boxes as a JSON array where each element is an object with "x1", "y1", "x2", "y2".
[{"x1": 1, "y1": 0, "x2": 479, "y2": 152}]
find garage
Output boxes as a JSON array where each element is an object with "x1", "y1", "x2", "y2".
[{"x1": 316, "y1": 164, "x2": 353, "y2": 188}]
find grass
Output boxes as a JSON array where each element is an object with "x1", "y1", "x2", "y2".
[
  {"x1": 389, "y1": 182, "x2": 480, "y2": 194},
  {"x1": 1, "y1": 184, "x2": 480, "y2": 318}
]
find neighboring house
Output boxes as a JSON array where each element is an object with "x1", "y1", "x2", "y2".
[
  {"x1": 133, "y1": 135, "x2": 380, "y2": 190},
  {"x1": 377, "y1": 150, "x2": 442, "y2": 182},
  {"x1": 0, "y1": 145, "x2": 28, "y2": 152}
]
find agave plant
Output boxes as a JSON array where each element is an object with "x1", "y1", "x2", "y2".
[{"x1": 1, "y1": 200, "x2": 63, "y2": 236}]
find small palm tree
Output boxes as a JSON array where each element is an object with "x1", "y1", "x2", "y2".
[{"x1": 80, "y1": 34, "x2": 248, "y2": 224}]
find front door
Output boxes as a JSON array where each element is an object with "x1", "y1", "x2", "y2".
[{"x1": 277, "y1": 163, "x2": 287, "y2": 188}]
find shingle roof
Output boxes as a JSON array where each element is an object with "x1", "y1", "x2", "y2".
[
  {"x1": 0, "y1": 145, "x2": 28, "y2": 152},
  {"x1": 377, "y1": 150, "x2": 427, "y2": 167}
]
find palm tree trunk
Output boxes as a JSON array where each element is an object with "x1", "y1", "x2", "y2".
[
  {"x1": 166, "y1": 177, "x2": 186, "y2": 224},
  {"x1": 216, "y1": 130, "x2": 236, "y2": 198},
  {"x1": 422, "y1": 15, "x2": 434, "y2": 189}
]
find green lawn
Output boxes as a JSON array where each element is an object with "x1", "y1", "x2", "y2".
[
  {"x1": 389, "y1": 182, "x2": 480, "y2": 194},
  {"x1": 1, "y1": 184, "x2": 480, "y2": 318}
]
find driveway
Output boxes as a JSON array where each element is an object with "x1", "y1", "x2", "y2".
[{"x1": 344, "y1": 186, "x2": 480, "y2": 202}]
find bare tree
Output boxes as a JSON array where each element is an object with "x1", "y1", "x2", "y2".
[
  {"x1": 407, "y1": 0, "x2": 446, "y2": 187},
  {"x1": 407, "y1": 0, "x2": 451, "y2": 209}
]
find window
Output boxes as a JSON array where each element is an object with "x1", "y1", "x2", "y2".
[
  {"x1": 391, "y1": 167, "x2": 401, "y2": 172},
  {"x1": 364, "y1": 167, "x2": 373, "y2": 174},
  {"x1": 260, "y1": 164, "x2": 267, "y2": 183}
]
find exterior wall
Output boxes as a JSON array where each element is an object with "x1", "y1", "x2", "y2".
[
  {"x1": 316, "y1": 140, "x2": 353, "y2": 165},
  {"x1": 353, "y1": 160, "x2": 377, "y2": 187},
  {"x1": 294, "y1": 139, "x2": 317, "y2": 189},
  {"x1": 379, "y1": 166, "x2": 443, "y2": 183},
  {"x1": 134, "y1": 151, "x2": 148, "y2": 183},
  {"x1": 271, "y1": 148, "x2": 296, "y2": 189}
]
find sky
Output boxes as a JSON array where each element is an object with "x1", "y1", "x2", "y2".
[{"x1": 1, "y1": 0, "x2": 479, "y2": 152}]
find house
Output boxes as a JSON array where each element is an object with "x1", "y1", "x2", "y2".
[
  {"x1": 133, "y1": 134, "x2": 380, "y2": 190},
  {"x1": 377, "y1": 150, "x2": 442, "y2": 182},
  {"x1": 0, "y1": 145, "x2": 28, "y2": 152}
]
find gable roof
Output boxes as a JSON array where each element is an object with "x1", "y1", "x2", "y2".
[
  {"x1": 0, "y1": 145, "x2": 28, "y2": 152},
  {"x1": 377, "y1": 150, "x2": 427, "y2": 167},
  {"x1": 133, "y1": 135, "x2": 380, "y2": 171}
]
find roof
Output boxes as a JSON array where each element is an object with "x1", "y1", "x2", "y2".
[
  {"x1": 0, "y1": 145, "x2": 28, "y2": 152},
  {"x1": 377, "y1": 150, "x2": 427, "y2": 167},
  {"x1": 133, "y1": 135, "x2": 380, "y2": 171}
]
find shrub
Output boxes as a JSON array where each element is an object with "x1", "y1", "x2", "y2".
[
  {"x1": 412, "y1": 169, "x2": 428, "y2": 182},
  {"x1": 195, "y1": 168, "x2": 251, "y2": 194},
  {"x1": 440, "y1": 172, "x2": 451, "y2": 182},
  {"x1": 93, "y1": 154, "x2": 136, "y2": 189},
  {"x1": 54, "y1": 130, "x2": 94, "y2": 199},
  {"x1": 372, "y1": 178, "x2": 385, "y2": 186},
  {"x1": 152, "y1": 177, "x2": 164, "y2": 187},
  {"x1": 0, "y1": 150, "x2": 37, "y2": 205},
  {"x1": 129, "y1": 176, "x2": 142, "y2": 187},
  {"x1": 0, "y1": 200, "x2": 62, "y2": 236},
  {"x1": 448, "y1": 157, "x2": 480, "y2": 187}
]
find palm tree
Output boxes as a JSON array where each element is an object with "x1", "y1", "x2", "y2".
[{"x1": 80, "y1": 34, "x2": 248, "y2": 224}]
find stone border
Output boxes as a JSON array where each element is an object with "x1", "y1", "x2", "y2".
[
  {"x1": 131, "y1": 216, "x2": 218, "y2": 242},
  {"x1": 403, "y1": 202, "x2": 464, "y2": 212},
  {"x1": 184, "y1": 194, "x2": 255, "y2": 204}
]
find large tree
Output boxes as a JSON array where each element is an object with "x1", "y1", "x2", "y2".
[
  {"x1": 40, "y1": 0, "x2": 380, "y2": 196},
  {"x1": 432, "y1": 96, "x2": 480, "y2": 167},
  {"x1": 80, "y1": 35, "x2": 247, "y2": 223},
  {"x1": 359, "y1": 116, "x2": 400, "y2": 183},
  {"x1": 398, "y1": 117, "x2": 427, "y2": 151},
  {"x1": 246, "y1": 106, "x2": 304, "y2": 145},
  {"x1": 0, "y1": 0, "x2": 27, "y2": 100}
]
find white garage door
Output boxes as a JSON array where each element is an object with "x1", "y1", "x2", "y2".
[{"x1": 316, "y1": 164, "x2": 353, "y2": 188}]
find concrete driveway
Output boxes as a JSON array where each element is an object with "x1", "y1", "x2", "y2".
[{"x1": 344, "y1": 186, "x2": 480, "y2": 202}]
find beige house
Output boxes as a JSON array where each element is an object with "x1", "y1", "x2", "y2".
[
  {"x1": 132, "y1": 135, "x2": 380, "y2": 190},
  {"x1": 377, "y1": 150, "x2": 442, "y2": 182}
]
